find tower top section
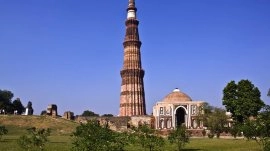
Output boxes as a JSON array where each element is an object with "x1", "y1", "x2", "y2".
[{"x1": 127, "y1": 0, "x2": 137, "y2": 19}]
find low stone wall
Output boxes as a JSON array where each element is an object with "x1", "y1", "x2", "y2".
[
  {"x1": 76, "y1": 116, "x2": 131, "y2": 131},
  {"x1": 75, "y1": 115, "x2": 154, "y2": 131},
  {"x1": 130, "y1": 115, "x2": 154, "y2": 128}
]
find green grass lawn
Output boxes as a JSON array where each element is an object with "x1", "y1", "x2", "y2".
[
  {"x1": 125, "y1": 138, "x2": 261, "y2": 151},
  {"x1": 0, "y1": 135, "x2": 261, "y2": 151},
  {"x1": 0, "y1": 135, "x2": 72, "y2": 151}
]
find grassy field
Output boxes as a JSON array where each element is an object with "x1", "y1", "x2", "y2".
[
  {"x1": 0, "y1": 115, "x2": 79, "y2": 135},
  {"x1": 0, "y1": 115, "x2": 262, "y2": 151},
  {"x1": 0, "y1": 136, "x2": 261, "y2": 151},
  {"x1": 0, "y1": 115, "x2": 77, "y2": 150},
  {"x1": 126, "y1": 138, "x2": 261, "y2": 151}
]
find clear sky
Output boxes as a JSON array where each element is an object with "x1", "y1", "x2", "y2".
[{"x1": 1, "y1": 0, "x2": 269, "y2": 116}]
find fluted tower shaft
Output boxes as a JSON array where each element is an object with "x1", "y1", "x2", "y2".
[{"x1": 119, "y1": 0, "x2": 146, "y2": 116}]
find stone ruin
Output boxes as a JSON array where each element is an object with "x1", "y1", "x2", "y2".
[
  {"x1": 62, "y1": 111, "x2": 74, "y2": 120},
  {"x1": 46, "y1": 104, "x2": 58, "y2": 117}
]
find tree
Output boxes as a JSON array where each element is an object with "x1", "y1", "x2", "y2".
[
  {"x1": 17, "y1": 127, "x2": 51, "y2": 151},
  {"x1": 268, "y1": 89, "x2": 270, "y2": 97},
  {"x1": 196, "y1": 104, "x2": 228, "y2": 138},
  {"x1": 0, "y1": 89, "x2": 14, "y2": 113},
  {"x1": 81, "y1": 110, "x2": 99, "y2": 117},
  {"x1": 206, "y1": 108, "x2": 228, "y2": 138},
  {"x1": 130, "y1": 124, "x2": 165, "y2": 151},
  {"x1": 223, "y1": 80, "x2": 265, "y2": 123},
  {"x1": 12, "y1": 98, "x2": 25, "y2": 114},
  {"x1": 26, "y1": 101, "x2": 34, "y2": 115},
  {"x1": 229, "y1": 123, "x2": 241, "y2": 138},
  {"x1": 0, "y1": 125, "x2": 8, "y2": 141},
  {"x1": 195, "y1": 102, "x2": 213, "y2": 128},
  {"x1": 72, "y1": 120, "x2": 128, "y2": 151},
  {"x1": 241, "y1": 105, "x2": 270, "y2": 151},
  {"x1": 40, "y1": 110, "x2": 47, "y2": 115},
  {"x1": 168, "y1": 125, "x2": 190, "y2": 151}
]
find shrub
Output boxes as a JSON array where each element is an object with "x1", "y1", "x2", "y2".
[
  {"x1": 72, "y1": 120, "x2": 129, "y2": 151},
  {"x1": 168, "y1": 125, "x2": 190, "y2": 151},
  {"x1": 208, "y1": 133, "x2": 214, "y2": 139},
  {"x1": 17, "y1": 127, "x2": 51, "y2": 151},
  {"x1": 0, "y1": 125, "x2": 8, "y2": 141}
]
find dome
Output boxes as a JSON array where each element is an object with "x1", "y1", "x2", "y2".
[{"x1": 162, "y1": 88, "x2": 192, "y2": 103}]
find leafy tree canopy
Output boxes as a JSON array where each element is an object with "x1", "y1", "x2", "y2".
[
  {"x1": 242, "y1": 105, "x2": 270, "y2": 151},
  {"x1": 17, "y1": 127, "x2": 51, "y2": 151},
  {"x1": 0, "y1": 90, "x2": 13, "y2": 104},
  {"x1": 0, "y1": 89, "x2": 14, "y2": 112},
  {"x1": 40, "y1": 110, "x2": 47, "y2": 115},
  {"x1": 222, "y1": 80, "x2": 265, "y2": 123},
  {"x1": 72, "y1": 120, "x2": 128, "y2": 151},
  {"x1": 13, "y1": 98, "x2": 25, "y2": 114},
  {"x1": 26, "y1": 101, "x2": 34, "y2": 115},
  {"x1": 81, "y1": 110, "x2": 99, "y2": 117},
  {"x1": 130, "y1": 124, "x2": 165, "y2": 151},
  {"x1": 26, "y1": 101, "x2": 33, "y2": 109},
  {"x1": 196, "y1": 104, "x2": 228, "y2": 138},
  {"x1": 206, "y1": 108, "x2": 228, "y2": 138}
]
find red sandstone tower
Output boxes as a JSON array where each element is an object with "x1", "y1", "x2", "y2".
[{"x1": 119, "y1": 0, "x2": 146, "y2": 116}]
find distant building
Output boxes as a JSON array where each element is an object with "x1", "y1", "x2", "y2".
[
  {"x1": 153, "y1": 88, "x2": 205, "y2": 130},
  {"x1": 47, "y1": 104, "x2": 58, "y2": 117},
  {"x1": 63, "y1": 111, "x2": 74, "y2": 120}
]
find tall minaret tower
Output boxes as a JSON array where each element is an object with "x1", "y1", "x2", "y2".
[{"x1": 119, "y1": 0, "x2": 146, "y2": 116}]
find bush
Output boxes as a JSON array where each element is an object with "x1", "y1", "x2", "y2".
[
  {"x1": 208, "y1": 133, "x2": 214, "y2": 139},
  {"x1": 0, "y1": 125, "x2": 8, "y2": 141},
  {"x1": 168, "y1": 125, "x2": 190, "y2": 151},
  {"x1": 130, "y1": 124, "x2": 165, "y2": 151},
  {"x1": 17, "y1": 127, "x2": 51, "y2": 151},
  {"x1": 202, "y1": 129, "x2": 206, "y2": 137},
  {"x1": 72, "y1": 120, "x2": 129, "y2": 151}
]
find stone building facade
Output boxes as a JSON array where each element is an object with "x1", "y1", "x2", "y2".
[
  {"x1": 119, "y1": 0, "x2": 146, "y2": 116},
  {"x1": 153, "y1": 88, "x2": 205, "y2": 130}
]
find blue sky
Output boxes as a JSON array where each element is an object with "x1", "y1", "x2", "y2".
[{"x1": 1, "y1": 0, "x2": 269, "y2": 116}]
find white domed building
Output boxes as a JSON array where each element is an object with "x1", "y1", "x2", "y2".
[{"x1": 153, "y1": 88, "x2": 205, "y2": 130}]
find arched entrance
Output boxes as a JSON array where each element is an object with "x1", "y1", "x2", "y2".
[{"x1": 175, "y1": 107, "x2": 186, "y2": 127}]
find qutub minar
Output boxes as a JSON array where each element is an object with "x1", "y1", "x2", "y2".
[
  {"x1": 118, "y1": 1, "x2": 207, "y2": 133},
  {"x1": 78, "y1": 0, "x2": 208, "y2": 134},
  {"x1": 119, "y1": 0, "x2": 146, "y2": 116}
]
